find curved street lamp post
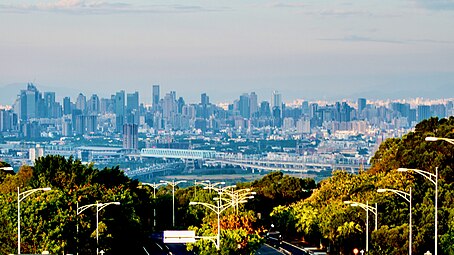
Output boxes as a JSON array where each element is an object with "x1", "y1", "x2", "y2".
[
  {"x1": 189, "y1": 197, "x2": 231, "y2": 250},
  {"x1": 142, "y1": 182, "x2": 166, "y2": 229},
  {"x1": 17, "y1": 187, "x2": 51, "y2": 255},
  {"x1": 77, "y1": 201, "x2": 120, "y2": 255},
  {"x1": 160, "y1": 179, "x2": 187, "y2": 227},
  {"x1": 377, "y1": 188, "x2": 412, "y2": 255},
  {"x1": 344, "y1": 200, "x2": 377, "y2": 252},
  {"x1": 398, "y1": 167, "x2": 437, "y2": 255}
]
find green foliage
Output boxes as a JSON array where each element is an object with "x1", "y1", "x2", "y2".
[
  {"x1": 269, "y1": 117, "x2": 454, "y2": 253},
  {"x1": 0, "y1": 155, "x2": 152, "y2": 255}
]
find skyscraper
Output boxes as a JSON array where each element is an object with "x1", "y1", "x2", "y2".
[
  {"x1": 417, "y1": 105, "x2": 431, "y2": 122},
  {"x1": 115, "y1": 90, "x2": 125, "y2": 132},
  {"x1": 18, "y1": 83, "x2": 39, "y2": 121},
  {"x1": 44, "y1": 92, "x2": 56, "y2": 118},
  {"x1": 88, "y1": 94, "x2": 100, "y2": 115},
  {"x1": 272, "y1": 91, "x2": 282, "y2": 117},
  {"x1": 249, "y1": 92, "x2": 258, "y2": 118},
  {"x1": 123, "y1": 123, "x2": 138, "y2": 150},
  {"x1": 239, "y1": 93, "x2": 250, "y2": 119},
  {"x1": 127, "y1": 91, "x2": 139, "y2": 114},
  {"x1": 63, "y1": 97, "x2": 71, "y2": 115},
  {"x1": 358, "y1": 98, "x2": 366, "y2": 113},
  {"x1": 201, "y1": 93, "x2": 209, "y2": 119},
  {"x1": 152, "y1": 85, "x2": 160, "y2": 111},
  {"x1": 76, "y1": 93, "x2": 87, "y2": 113}
]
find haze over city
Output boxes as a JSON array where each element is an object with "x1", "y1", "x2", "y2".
[{"x1": 1, "y1": 0, "x2": 454, "y2": 103}]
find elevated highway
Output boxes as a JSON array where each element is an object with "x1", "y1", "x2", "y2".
[{"x1": 140, "y1": 148, "x2": 369, "y2": 173}]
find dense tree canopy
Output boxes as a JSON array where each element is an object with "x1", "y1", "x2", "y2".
[{"x1": 271, "y1": 117, "x2": 454, "y2": 254}]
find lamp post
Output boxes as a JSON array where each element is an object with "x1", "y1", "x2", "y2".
[
  {"x1": 398, "y1": 167, "x2": 437, "y2": 255},
  {"x1": 160, "y1": 179, "x2": 187, "y2": 227},
  {"x1": 424, "y1": 135, "x2": 454, "y2": 255},
  {"x1": 377, "y1": 188, "x2": 412, "y2": 255},
  {"x1": 76, "y1": 202, "x2": 98, "y2": 255},
  {"x1": 78, "y1": 201, "x2": 120, "y2": 255},
  {"x1": 189, "y1": 197, "x2": 231, "y2": 250},
  {"x1": 425, "y1": 136, "x2": 454, "y2": 145},
  {"x1": 218, "y1": 188, "x2": 256, "y2": 214},
  {"x1": 142, "y1": 182, "x2": 166, "y2": 229},
  {"x1": 96, "y1": 202, "x2": 120, "y2": 254},
  {"x1": 344, "y1": 200, "x2": 377, "y2": 252},
  {"x1": 17, "y1": 187, "x2": 51, "y2": 255},
  {"x1": 201, "y1": 180, "x2": 226, "y2": 193}
]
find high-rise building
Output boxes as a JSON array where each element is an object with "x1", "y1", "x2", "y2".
[
  {"x1": 18, "y1": 83, "x2": 39, "y2": 121},
  {"x1": 63, "y1": 97, "x2": 71, "y2": 115},
  {"x1": 249, "y1": 92, "x2": 258, "y2": 118},
  {"x1": 44, "y1": 92, "x2": 56, "y2": 118},
  {"x1": 163, "y1": 91, "x2": 177, "y2": 120},
  {"x1": 76, "y1": 93, "x2": 87, "y2": 113},
  {"x1": 239, "y1": 93, "x2": 250, "y2": 119},
  {"x1": 417, "y1": 105, "x2": 431, "y2": 122},
  {"x1": 123, "y1": 123, "x2": 138, "y2": 150},
  {"x1": 259, "y1": 101, "x2": 271, "y2": 117},
  {"x1": 200, "y1": 93, "x2": 209, "y2": 119},
  {"x1": 127, "y1": 91, "x2": 139, "y2": 114},
  {"x1": 115, "y1": 91, "x2": 125, "y2": 132},
  {"x1": 201, "y1": 93, "x2": 209, "y2": 106},
  {"x1": 272, "y1": 91, "x2": 282, "y2": 117},
  {"x1": 152, "y1": 85, "x2": 160, "y2": 111},
  {"x1": 115, "y1": 90, "x2": 125, "y2": 116},
  {"x1": 358, "y1": 98, "x2": 366, "y2": 114},
  {"x1": 88, "y1": 94, "x2": 100, "y2": 115}
]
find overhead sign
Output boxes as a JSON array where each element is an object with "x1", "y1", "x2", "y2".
[{"x1": 163, "y1": 230, "x2": 196, "y2": 243}]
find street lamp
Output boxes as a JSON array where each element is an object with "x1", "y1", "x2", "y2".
[
  {"x1": 377, "y1": 188, "x2": 412, "y2": 255},
  {"x1": 160, "y1": 179, "x2": 187, "y2": 227},
  {"x1": 344, "y1": 200, "x2": 377, "y2": 252},
  {"x1": 424, "y1": 135, "x2": 454, "y2": 255},
  {"x1": 77, "y1": 201, "x2": 120, "y2": 255},
  {"x1": 219, "y1": 188, "x2": 256, "y2": 214},
  {"x1": 76, "y1": 202, "x2": 98, "y2": 255},
  {"x1": 142, "y1": 182, "x2": 166, "y2": 229},
  {"x1": 200, "y1": 180, "x2": 226, "y2": 193},
  {"x1": 189, "y1": 197, "x2": 231, "y2": 250},
  {"x1": 17, "y1": 187, "x2": 51, "y2": 255},
  {"x1": 97, "y1": 202, "x2": 121, "y2": 254},
  {"x1": 425, "y1": 137, "x2": 454, "y2": 145},
  {"x1": 398, "y1": 167, "x2": 437, "y2": 255}
]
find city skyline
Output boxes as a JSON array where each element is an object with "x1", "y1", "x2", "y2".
[{"x1": 1, "y1": 0, "x2": 454, "y2": 103}]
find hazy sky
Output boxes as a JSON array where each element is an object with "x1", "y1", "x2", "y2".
[{"x1": 1, "y1": 0, "x2": 454, "y2": 104}]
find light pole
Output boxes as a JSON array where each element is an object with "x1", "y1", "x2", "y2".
[
  {"x1": 217, "y1": 188, "x2": 256, "y2": 214},
  {"x1": 201, "y1": 180, "x2": 226, "y2": 193},
  {"x1": 189, "y1": 197, "x2": 231, "y2": 250},
  {"x1": 17, "y1": 187, "x2": 51, "y2": 255},
  {"x1": 96, "y1": 202, "x2": 120, "y2": 255},
  {"x1": 377, "y1": 188, "x2": 412, "y2": 255},
  {"x1": 398, "y1": 167, "x2": 437, "y2": 255},
  {"x1": 344, "y1": 200, "x2": 377, "y2": 252},
  {"x1": 142, "y1": 182, "x2": 166, "y2": 229},
  {"x1": 424, "y1": 135, "x2": 454, "y2": 255},
  {"x1": 425, "y1": 136, "x2": 454, "y2": 145},
  {"x1": 160, "y1": 179, "x2": 187, "y2": 227},
  {"x1": 77, "y1": 202, "x2": 98, "y2": 255}
]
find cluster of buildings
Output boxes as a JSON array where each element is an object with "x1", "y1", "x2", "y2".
[{"x1": 0, "y1": 83, "x2": 452, "y2": 171}]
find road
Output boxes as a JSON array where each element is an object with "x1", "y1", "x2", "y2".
[{"x1": 256, "y1": 244, "x2": 285, "y2": 254}]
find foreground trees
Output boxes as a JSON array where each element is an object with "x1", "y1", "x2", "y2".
[
  {"x1": 0, "y1": 156, "x2": 153, "y2": 254},
  {"x1": 271, "y1": 117, "x2": 454, "y2": 254}
]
